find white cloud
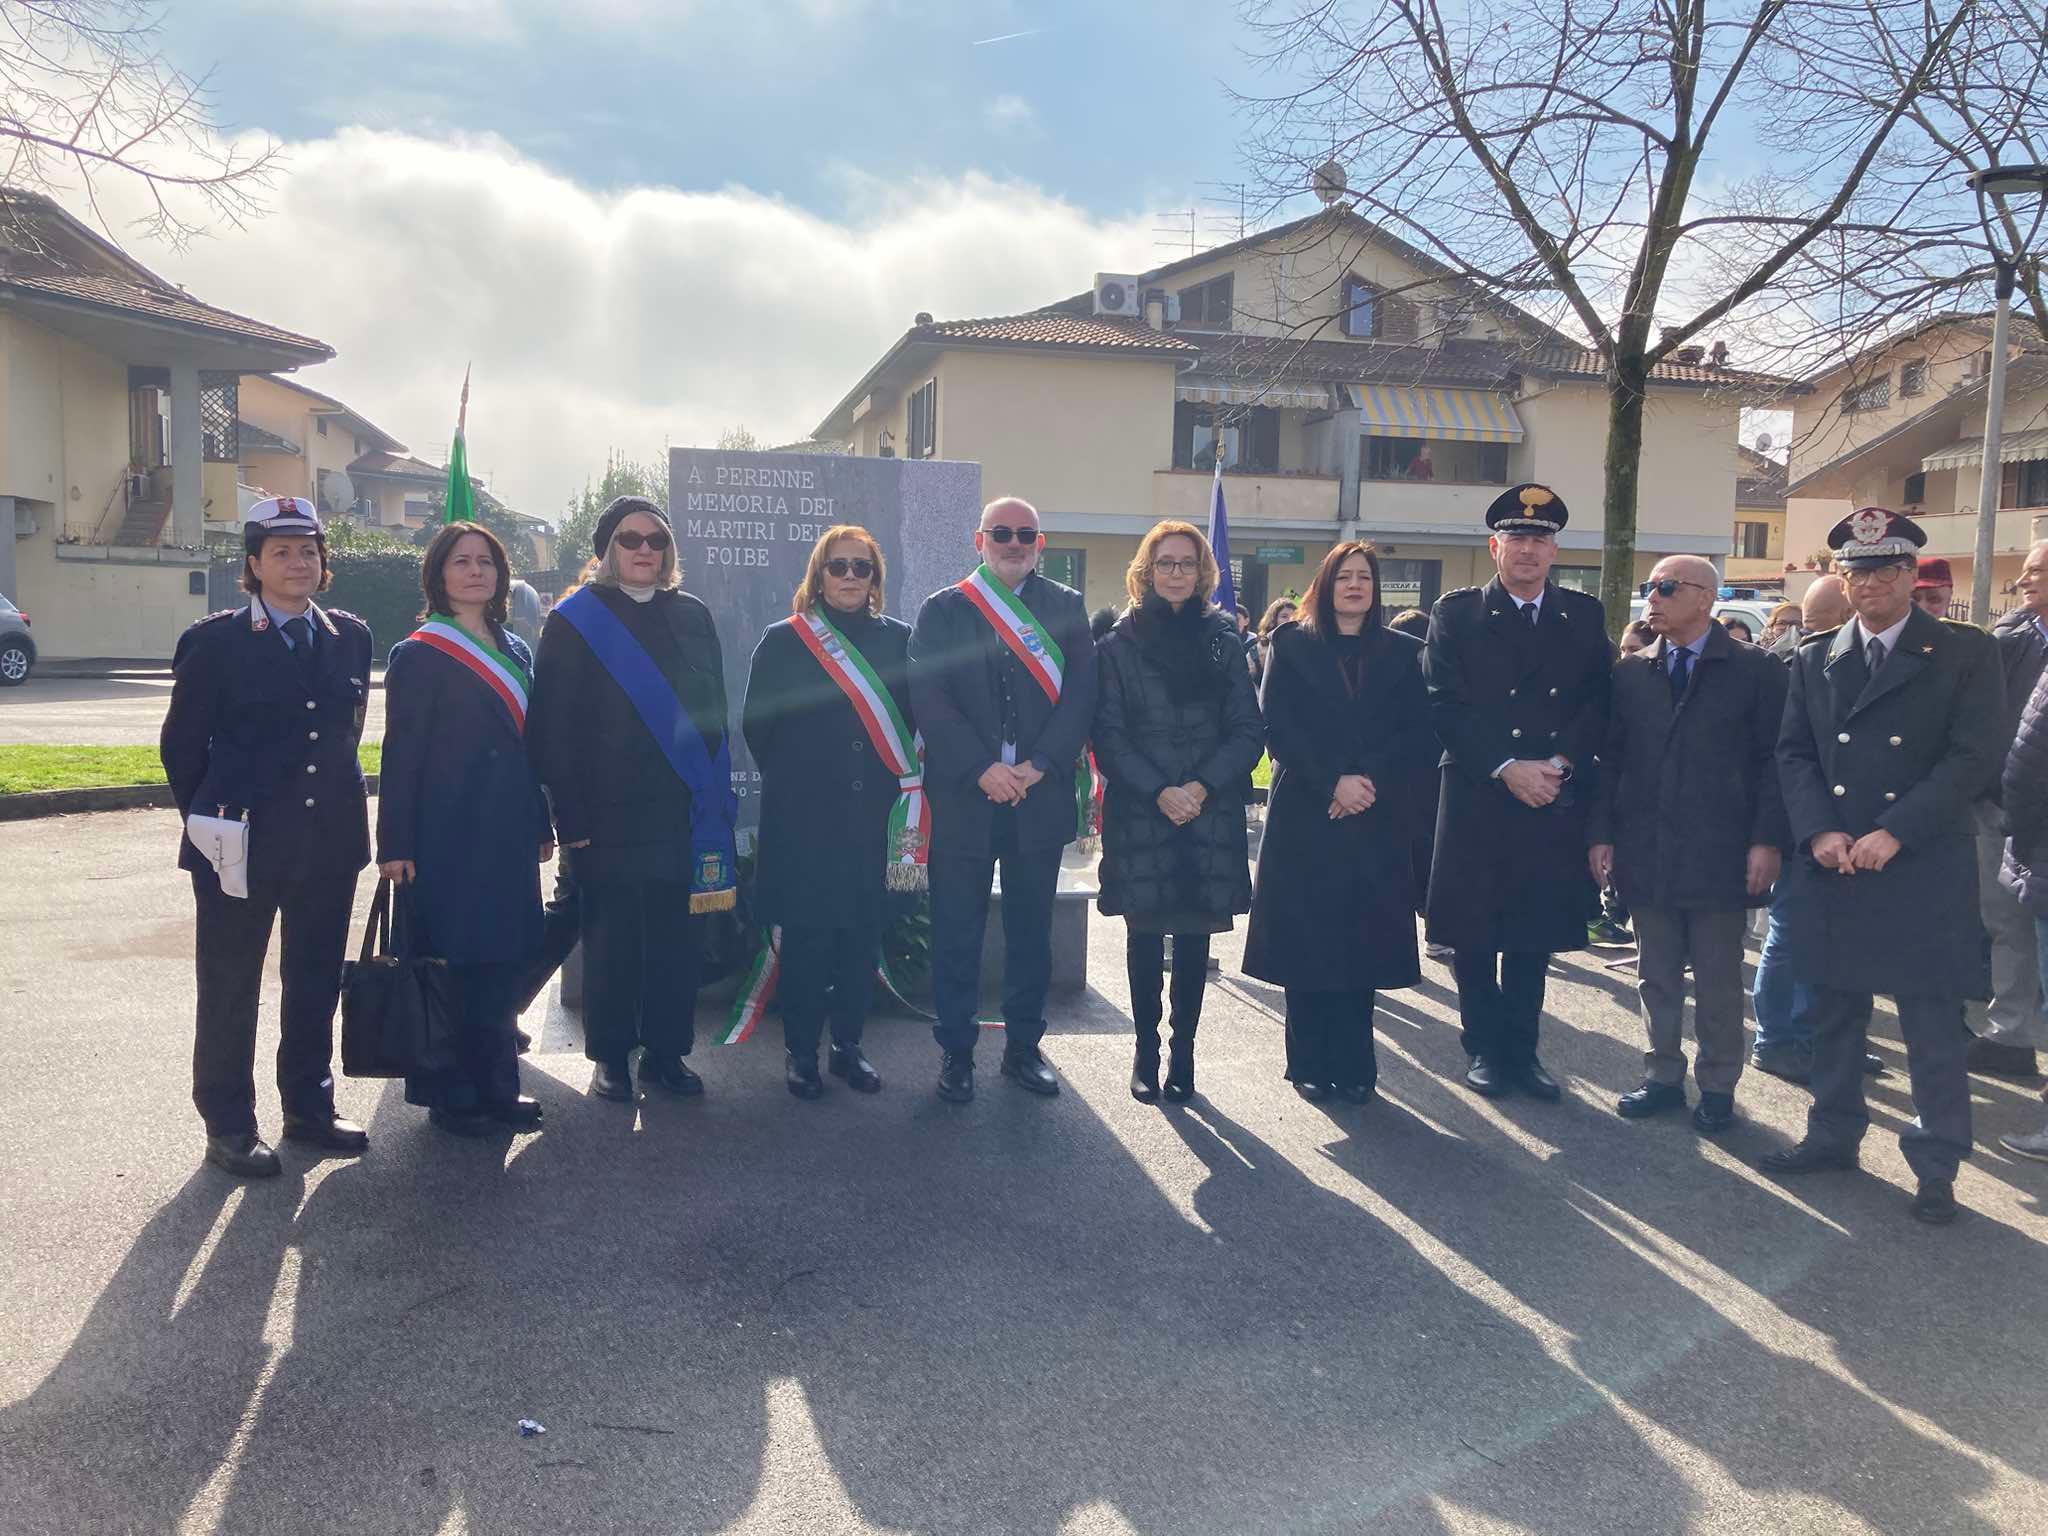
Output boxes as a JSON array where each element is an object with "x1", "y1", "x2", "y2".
[
  {"x1": 115, "y1": 129, "x2": 1152, "y2": 519},
  {"x1": 984, "y1": 94, "x2": 1040, "y2": 138}
]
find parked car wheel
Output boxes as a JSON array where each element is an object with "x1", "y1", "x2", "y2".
[{"x1": 0, "y1": 640, "x2": 32, "y2": 685}]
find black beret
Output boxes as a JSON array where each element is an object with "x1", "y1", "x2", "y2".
[{"x1": 593, "y1": 495, "x2": 670, "y2": 558}]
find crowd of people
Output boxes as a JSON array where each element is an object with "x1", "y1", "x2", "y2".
[{"x1": 159, "y1": 483, "x2": 2048, "y2": 1228}]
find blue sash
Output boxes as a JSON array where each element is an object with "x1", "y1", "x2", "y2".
[{"x1": 554, "y1": 587, "x2": 738, "y2": 912}]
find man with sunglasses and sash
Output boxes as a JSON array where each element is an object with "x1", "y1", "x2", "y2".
[
  {"x1": 909, "y1": 496, "x2": 1097, "y2": 1102},
  {"x1": 1763, "y1": 506, "x2": 2003, "y2": 1225}
]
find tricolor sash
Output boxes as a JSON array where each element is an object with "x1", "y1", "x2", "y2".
[
  {"x1": 957, "y1": 566, "x2": 1092, "y2": 841},
  {"x1": 554, "y1": 587, "x2": 738, "y2": 913},
  {"x1": 723, "y1": 925, "x2": 781, "y2": 1044},
  {"x1": 409, "y1": 615, "x2": 530, "y2": 732},
  {"x1": 793, "y1": 611, "x2": 929, "y2": 892}
]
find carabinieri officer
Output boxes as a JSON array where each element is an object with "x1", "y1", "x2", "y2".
[{"x1": 160, "y1": 495, "x2": 375, "y2": 1178}]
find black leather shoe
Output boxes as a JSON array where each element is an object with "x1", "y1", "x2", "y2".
[
  {"x1": 1515, "y1": 1060, "x2": 1563, "y2": 1102},
  {"x1": 282, "y1": 1114, "x2": 369, "y2": 1153},
  {"x1": 937, "y1": 1050, "x2": 975, "y2": 1103},
  {"x1": 1864, "y1": 1052, "x2": 1886, "y2": 1076},
  {"x1": 483, "y1": 1096, "x2": 544, "y2": 1128},
  {"x1": 1002, "y1": 1051, "x2": 1060, "y2": 1096},
  {"x1": 1965, "y1": 1037, "x2": 2038, "y2": 1078},
  {"x1": 1131, "y1": 1050, "x2": 1161, "y2": 1104},
  {"x1": 429, "y1": 1106, "x2": 496, "y2": 1138},
  {"x1": 786, "y1": 1052, "x2": 824, "y2": 1100},
  {"x1": 1293, "y1": 1080, "x2": 1332, "y2": 1102},
  {"x1": 1339, "y1": 1082, "x2": 1376, "y2": 1105},
  {"x1": 1760, "y1": 1139, "x2": 1858, "y2": 1176},
  {"x1": 205, "y1": 1133, "x2": 281, "y2": 1178},
  {"x1": 1161, "y1": 1044, "x2": 1194, "y2": 1104},
  {"x1": 828, "y1": 1044, "x2": 882, "y2": 1093},
  {"x1": 1910, "y1": 1179, "x2": 1959, "y2": 1225},
  {"x1": 642, "y1": 1056, "x2": 705, "y2": 1097},
  {"x1": 1750, "y1": 1046, "x2": 1813, "y2": 1085},
  {"x1": 1617, "y1": 1082, "x2": 1687, "y2": 1120},
  {"x1": 589, "y1": 1061, "x2": 636, "y2": 1102},
  {"x1": 514, "y1": 1026, "x2": 534, "y2": 1056},
  {"x1": 1465, "y1": 1058, "x2": 1511, "y2": 1098},
  {"x1": 1692, "y1": 1091, "x2": 1736, "y2": 1134}
]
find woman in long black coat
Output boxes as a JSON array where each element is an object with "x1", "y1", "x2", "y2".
[
  {"x1": 742, "y1": 526, "x2": 914, "y2": 1099},
  {"x1": 377, "y1": 522, "x2": 552, "y2": 1135},
  {"x1": 1243, "y1": 541, "x2": 1431, "y2": 1102},
  {"x1": 527, "y1": 497, "x2": 732, "y2": 1104},
  {"x1": 1094, "y1": 521, "x2": 1265, "y2": 1103}
]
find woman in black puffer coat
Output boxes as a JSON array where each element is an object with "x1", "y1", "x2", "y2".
[
  {"x1": 1093, "y1": 520, "x2": 1265, "y2": 1104},
  {"x1": 1999, "y1": 660, "x2": 2048, "y2": 1156}
]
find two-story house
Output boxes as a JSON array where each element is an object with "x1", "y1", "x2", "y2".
[
  {"x1": 236, "y1": 373, "x2": 406, "y2": 521},
  {"x1": 1729, "y1": 444, "x2": 1790, "y2": 585},
  {"x1": 811, "y1": 208, "x2": 1790, "y2": 618},
  {"x1": 1784, "y1": 315, "x2": 2048, "y2": 612}
]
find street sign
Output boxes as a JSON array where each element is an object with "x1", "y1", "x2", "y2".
[{"x1": 1252, "y1": 544, "x2": 1303, "y2": 564}]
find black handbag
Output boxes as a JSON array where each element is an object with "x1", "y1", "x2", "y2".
[{"x1": 340, "y1": 879, "x2": 458, "y2": 1078}]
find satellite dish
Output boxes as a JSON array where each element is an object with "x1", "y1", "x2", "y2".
[
  {"x1": 1312, "y1": 160, "x2": 1349, "y2": 206},
  {"x1": 1754, "y1": 432, "x2": 1773, "y2": 453},
  {"x1": 320, "y1": 466, "x2": 355, "y2": 512}
]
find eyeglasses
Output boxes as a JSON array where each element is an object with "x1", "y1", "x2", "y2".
[
  {"x1": 824, "y1": 557, "x2": 875, "y2": 580},
  {"x1": 612, "y1": 530, "x2": 672, "y2": 552},
  {"x1": 980, "y1": 525, "x2": 1040, "y2": 545},
  {"x1": 1843, "y1": 564, "x2": 1907, "y2": 586},
  {"x1": 1152, "y1": 557, "x2": 1199, "y2": 576},
  {"x1": 1646, "y1": 578, "x2": 1711, "y2": 598}
]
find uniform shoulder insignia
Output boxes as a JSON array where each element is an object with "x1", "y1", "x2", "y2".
[
  {"x1": 1939, "y1": 618, "x2": 1978, "y2": 636},
  {"x1": 193, "y1": 607, "x2": 240, "y2": 626},
  {"x1": 1439, "y1": 585, "x2": 1481, "y2": 603},
  {"x1": 1798, "y1": 624, "x2": 1841, "y2": 648}
]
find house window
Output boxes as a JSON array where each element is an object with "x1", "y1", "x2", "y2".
[
  {"x1": 1841, "y1": 377, "x2": 1890, "y2": 413},
  {"x1": 1435, "y1": 298, "x2": 1471, "y2": 338},
  {"x1": 1903, "y1": 471, "x2": 1927, "y2": 505},
  {"x1": 1177, "y1": 274, "x2": 1234, "y2": 330},
  {"x1": 1551, "y1": 567, "x2": 1600, "y2": 595},
  {"x1": 1361, "y1": 436, "x2": 1507, "y2": 483},
  {"x1": 1173, "y1": 403, "x2": 1278, "y2": 471},
  {"x1": 907, "y1": 377, "x2": 938, "y2": 459},
  {"x1": 1343, "y1": 279, "x2": 1376, "y2": 339},
  {"x1": 1037, "y1": 548, "x2": 1085, "y2": 592},
  {"x1": 1341, "y1": 276, "x2": 1418, "y2": 342},
  {"x1": 199, "y1": 380, "x2": 238, "y2": 463},
  {"x1": 2020, "y1": 460, "x2": 2048, "y2": 509},
  {"x1": 1733, "y1": 521, "x2": 1771, "y2": 559},
  {"x1": 1900, "y1": 359, "x2": 1927, "y2": 397},
  {"x1": 316, "y1": 417, "x2": 329, "y2": 436}
]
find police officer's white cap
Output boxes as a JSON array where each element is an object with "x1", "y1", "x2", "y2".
[{"x1": 244, "y1": 495, "x2": 322, "y2": 537}]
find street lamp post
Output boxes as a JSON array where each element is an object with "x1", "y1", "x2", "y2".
[{"x1": 1965, "y1": 163, "x2": 2048, "y2": 624}]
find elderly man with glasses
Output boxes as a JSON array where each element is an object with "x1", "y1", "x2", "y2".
[
  {"x1": 908, "y1": 496, "x2": 1097, "y2": 1103},
  {"x1": 1762, "y1": 507, "x2": 2004, "y2": 1225}
]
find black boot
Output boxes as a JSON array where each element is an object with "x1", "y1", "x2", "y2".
[
  {"x1": 1162, "y1": 1040, "x2": 1195, "y2": 1103},
  {"x1": 1160, "y1": 934, "x2": 1207, "y2": 1104},
  {"x1": 1126, "y1": 929, "x2": 1165, "y2": 1104},
  {"x1": 1131, "y1": 1040, "x2": 1161, "y2": 1103}
]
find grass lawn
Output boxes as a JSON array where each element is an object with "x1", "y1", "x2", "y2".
[
  {"x1": 0, "y1": 743, "x2": 382, "y2": 795},
  {"x1": 1252, "y1": 753, "x2": 1272, "y2": 790}
]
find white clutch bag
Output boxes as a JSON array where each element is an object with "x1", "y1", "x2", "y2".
[{"x1": 186, "y1": 810, "x2": 250, "y2": 899}]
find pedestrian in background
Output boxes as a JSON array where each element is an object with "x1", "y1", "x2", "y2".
[
  {"x1": 1251, "y1": 595, "x2": 1297, "y2": 686},
  {"x1": 159, "y1": 496, "x2": 373, "y2": 1177},
  {"x1": 1244, "y1": 542, "x2": 1429, "y2": 1104},
  {"x1": 1094, "y1": 521, "x2": 1263, "y2": 1103},
  {"x1": 377, "y1": 521, "x2": 551, "y2": 1136},
  {"x1": 528, "y1": 496, "x2": 736, "y2": 1105},
  {"x1": 1913, "y1": 557, "x2": 1955, "y2": 619},
  {"x1": 1995, "y1": 654, "x2": 2048, "y2": 1161},
  {"x1": 742, "y1": 525, "x2": 913, "y2": 1099},
  {"x1": 1763, "y1": 603, "x2": 1803, "y2": 659}
]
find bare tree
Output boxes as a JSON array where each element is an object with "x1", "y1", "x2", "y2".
[
  {"x1": 1237, "y1": 0, "x2": 1980, "y2": 633},
  {"x1": 0, "y1": 1, "x2": 278, "y2": 245}
]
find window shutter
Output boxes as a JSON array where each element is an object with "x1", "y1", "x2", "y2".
[
  {"x1": 1380, "y1": 298, "x2": 1420, "y2": 343},
  {"x1": 923, "y1": 378, "x2": 937, "y2": 458}
]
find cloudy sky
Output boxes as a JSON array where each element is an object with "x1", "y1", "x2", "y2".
[{"x1": 119, "y1": 0, "x2": 1256, "y2": 519}]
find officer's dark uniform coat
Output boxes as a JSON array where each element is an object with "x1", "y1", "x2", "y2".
[
  {"x1": 1423, "y1": 578, "x2": 1612, "y2": 952},
  {"x1": 1775, "y1": 606, "x2": 2004, "y2": 996}
]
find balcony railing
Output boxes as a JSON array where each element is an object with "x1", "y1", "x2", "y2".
[
  {"x1": 1357, "y1": 479, "x2": 1502, "y2": 528},
  {"x1": 1153, "y1": 468, "x2": 1339, "y2": 524},
  {"x1": 1913, "y1": 507, "x2": 2047, "y2": 559}
]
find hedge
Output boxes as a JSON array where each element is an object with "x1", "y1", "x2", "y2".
[{"x1": 322, "y1": 548, "x2": 425, "y2": 654}]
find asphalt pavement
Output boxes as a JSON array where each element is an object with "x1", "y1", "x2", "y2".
[
  {"x1": 0, "y1": 675, "x2": 386, "y2": 749},
  {"x1": 3, "y1": 809, "x2": 2046, "y2": 1534}
]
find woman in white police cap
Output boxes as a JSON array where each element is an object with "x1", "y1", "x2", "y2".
[{"x1": 159, "y1": 494, "x2": 377, "y2": 1178}]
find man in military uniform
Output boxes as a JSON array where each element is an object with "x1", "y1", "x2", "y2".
[
  {"x1": 160, "y1": 496, "x2": 375, "y2": 1177},
  {"x1": 1424, "y1": 484, "x2": 1613, "y2": 1100},
  {"x1": 1763, "y1": 507, "x2": 2004, "y2": 1225}
]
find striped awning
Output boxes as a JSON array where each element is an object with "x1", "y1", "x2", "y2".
[
  {"x1": 1176, "y1": 376, "x2": 1335, "y2": 411},
  {"x1": 1922, "y1": 426, "x2": 2048, "y2": 472},
  {"x1": 1354, "y1": 384, "x2": 1524, "y2": 443}
]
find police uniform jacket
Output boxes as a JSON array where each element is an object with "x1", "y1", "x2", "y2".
[
  {"x1": 1587, "y1": 622, "x2": 1789, "y2": 912},
  {"x1": 1422, "y1": 578, "x2": 1612, "y2": 952},
  {"x1": 742, "y1": 608, "x2": 914, "y2": 929},
  {"x1": 159, "y1": 601, "x2": 373, "y2": 887},
  {"x1": 1775, "y1": 606, "x2": 2003, "y2": 996},
  {"x1": 908, "y1": 571, "x2": 1097, "y2": 858}
]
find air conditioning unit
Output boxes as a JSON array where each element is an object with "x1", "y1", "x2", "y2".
[{"x1": 1093, "y1": 274, "x2": 1144, "y2": 318}]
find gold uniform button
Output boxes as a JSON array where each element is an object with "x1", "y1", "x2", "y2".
[
  {"x1": 1833, "y1": 785, "x2": 1846, "y2": 796},
  {"x1": 1837, "y1": 732, "x2": 1851, "y2": 743}
]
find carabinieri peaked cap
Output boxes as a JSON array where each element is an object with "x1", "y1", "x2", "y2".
[
  {"x1": 1484, "y1": 482, "x2": 1568, "y2": 534},
  {"x1": 1827, "y1": 506, "x2": 1927, "y2": 568}
]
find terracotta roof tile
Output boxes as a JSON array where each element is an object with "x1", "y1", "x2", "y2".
[
  {"x1": 913, "y1": 312, "x2": 1199, "y2": 352},
  {"x1": 0, "y1": 268, "x2": 329, "y2": 356},
  {"x1": 349, "y1": 450, "x2": 443, "y2": 482},
  {"x1": 1189, "y1": 332, "x2": 1520, "y2": 387}
]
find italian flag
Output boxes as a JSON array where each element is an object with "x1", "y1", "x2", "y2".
[{"x1": 443, "y1": 365, "x2": 475, "y2": 524}]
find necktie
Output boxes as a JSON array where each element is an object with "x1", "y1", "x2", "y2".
[
  {"x1": 1668, "y1": 645, "x2": 1691, "y2": 705},
  {"x1": 284, "y1": 616, "x2": 316, "y2": 682},
  {"x1": 1524, "y1": 602, "x2": 1539, "y2": 630},
  {"x1": 1865, "y1": 636, "x2": 1886, "y2": 675}
]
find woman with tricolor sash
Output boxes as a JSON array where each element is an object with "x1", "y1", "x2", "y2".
[
  {"x1": 376, "y1": 522, "x2": 552, "y2": 1136},
  {"x1": 741, "y1": 526, "x2": 917, "y2": 1099},
  {"x1": 527, "y1": 496, "x2": 737, "y2": 1105}
]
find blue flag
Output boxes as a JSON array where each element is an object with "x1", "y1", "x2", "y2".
[{"x1": 1208, "y1": 457, "x2": 1236, "y2": 616}]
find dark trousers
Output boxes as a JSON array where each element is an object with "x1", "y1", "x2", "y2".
[
  {"x1": 191, "y1": 863, "x2": 359, "y2": 1137},
  {"x1": 1451, "y1": 948, "x2": 1549, "y2": 1067},
  {"x1": 405, "y1": 961, "x2": 522, "y2": 1111},
  {"x1": 780, "y1": 921, "x2": 880, "y2": 1058},
  {"x1": 580, "y1": 878, "x2": 701, "y2": 1068},
  {"x1": 516, "y1": 850, "x2": 582, "y2": 1014},
  {"x1": 1806, "y1": 986, "x2": 1974, "y2": 1183},
  {"x1": 930, "y1": 808, "x2": 1062, "y2": 1057},
  {"x1": 1282, "y1": 987, "x2": 1378, "y2": 1090},
  {"x1": 1126, "y1": 929, "x2": 1210, "y2": 1055}
]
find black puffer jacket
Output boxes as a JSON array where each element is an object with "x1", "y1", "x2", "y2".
[
  {"x1": 2001, "y1": 660, "x2": 2048, "y2": 913},
  {"x1": 1092, "y1": 598, "x2": 1265, "y2": 926}
]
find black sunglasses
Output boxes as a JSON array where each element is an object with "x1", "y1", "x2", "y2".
[
  {"x1": 824, "y1": 557, "x2": 875, "y2": 580},
  {"x1": 1647, "y1": 578, "x2": 1710, "y2": 598},
  {"x1": 612, "y1": 529, "x2": 672, "y2": 552},
  {"x1": 981, "y1": 525, "x2": 1040, "y2": 545}
]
